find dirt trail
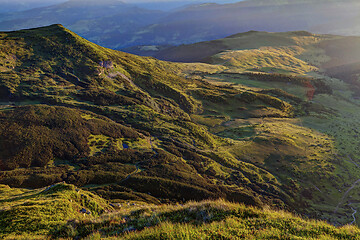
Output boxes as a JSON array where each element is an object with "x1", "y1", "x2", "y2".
[
  {"x1": 148, "y1": 137, "x2": 158, "y2": 156},
  {"x1": 121, "y1": 137, "x2": 158, "y2": 183},
  {"x1": 331, "y1": 154, "x2": 360, "y2": 225},
  {"x1": 350, "y1": 206, "x2": 357, "y2": 225},
  {"x1": 334, "y1": 179, "x2": 360, "y2": 213},
  {"x1": 120, "y1": 165, "x2": 140, "y2": 183},
  {"x1": 108, "y1": 71, "x2": 136, "y2": 86},
  {"x1": 348, "y1": 155, "x2": 360, "y2": 168}
]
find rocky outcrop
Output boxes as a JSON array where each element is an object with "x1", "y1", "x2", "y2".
[{"x1": 99, "y1": 61, "x2": 113, "y2": 69}]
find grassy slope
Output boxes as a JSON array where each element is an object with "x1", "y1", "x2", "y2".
[
  {"x1": 2, "y1": 183, "x2": 360, "y2": 239},
  {"x1": 0, "y1": 24, "x2": 304, "y2": 212},
  {"x1": 0, "y1": 183, "x2": 111, "y2": 239},
  {"x1": 157, "y1": 30, "x2": 360, "y2": 226},
  {"x1": 117, "y1": 200, "x2": 360, "y2": 240}
]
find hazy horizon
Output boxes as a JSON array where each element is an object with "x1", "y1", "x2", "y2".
[{"x1": 0, "y1": 0, "x2": 243, "y2": 13}]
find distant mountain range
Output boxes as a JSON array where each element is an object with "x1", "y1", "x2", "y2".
[
  {"x1": 2, "y1": 0, "x2": 360, "y2": 50},
  {"x1": 0, "y1": 0, "x2": 166, "y2": 49},
  {"x1": 0, "y1": 0, "x2": 65, "y2": 13},
  {"x1": 123, "y1": 0, "x2": 360, "y2": 50}
]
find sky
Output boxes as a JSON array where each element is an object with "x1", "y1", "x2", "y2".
[
  {"x1": 128, "y1": 0, "x2": 242, "y2": 10},
  {"x1": 0, "y1": 0, "x2": 243, "y2": 12},
  {"x1": 124, "y1": 0, "x2": 240, "y2": 2}
]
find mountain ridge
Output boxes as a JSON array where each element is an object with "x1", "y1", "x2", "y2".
[{"x1": 3, "y1": 0, "x2": 360, "y2": 50}]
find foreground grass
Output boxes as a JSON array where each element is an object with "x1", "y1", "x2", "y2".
[
  {"x1": 2, "y1": 183, "x2": 360, "y2": 239},
  {"x1": 0, "y1": 183, "x2": 111, "y2": 239},
  {"x1": 119, "y1": 219, "x2": 359, "y2": 240},
  {"x1": 57, "y1": 199, "x2": 360, "y2": 239}
]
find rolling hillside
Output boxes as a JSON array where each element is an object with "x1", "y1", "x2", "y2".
[
  {"x1": 1, "y1": 24, "x2": 360, "y2": 237},
  {"x1": 0, "y1": 24, "x2": 296, "y2": 209},
  {"x1": 153, "y1": 30, "x2": 360, "y2": 96},
  {"x1": 145, "y1": 29, "x2": 360, "y2": 227}
]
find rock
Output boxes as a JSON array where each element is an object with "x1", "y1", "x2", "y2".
[
  {"x1": 123, "y1": 226, "x2": 136, "y2": 232},
  {"x1": 99, "y1": 61, "x2": 113, "y2": 69}
]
